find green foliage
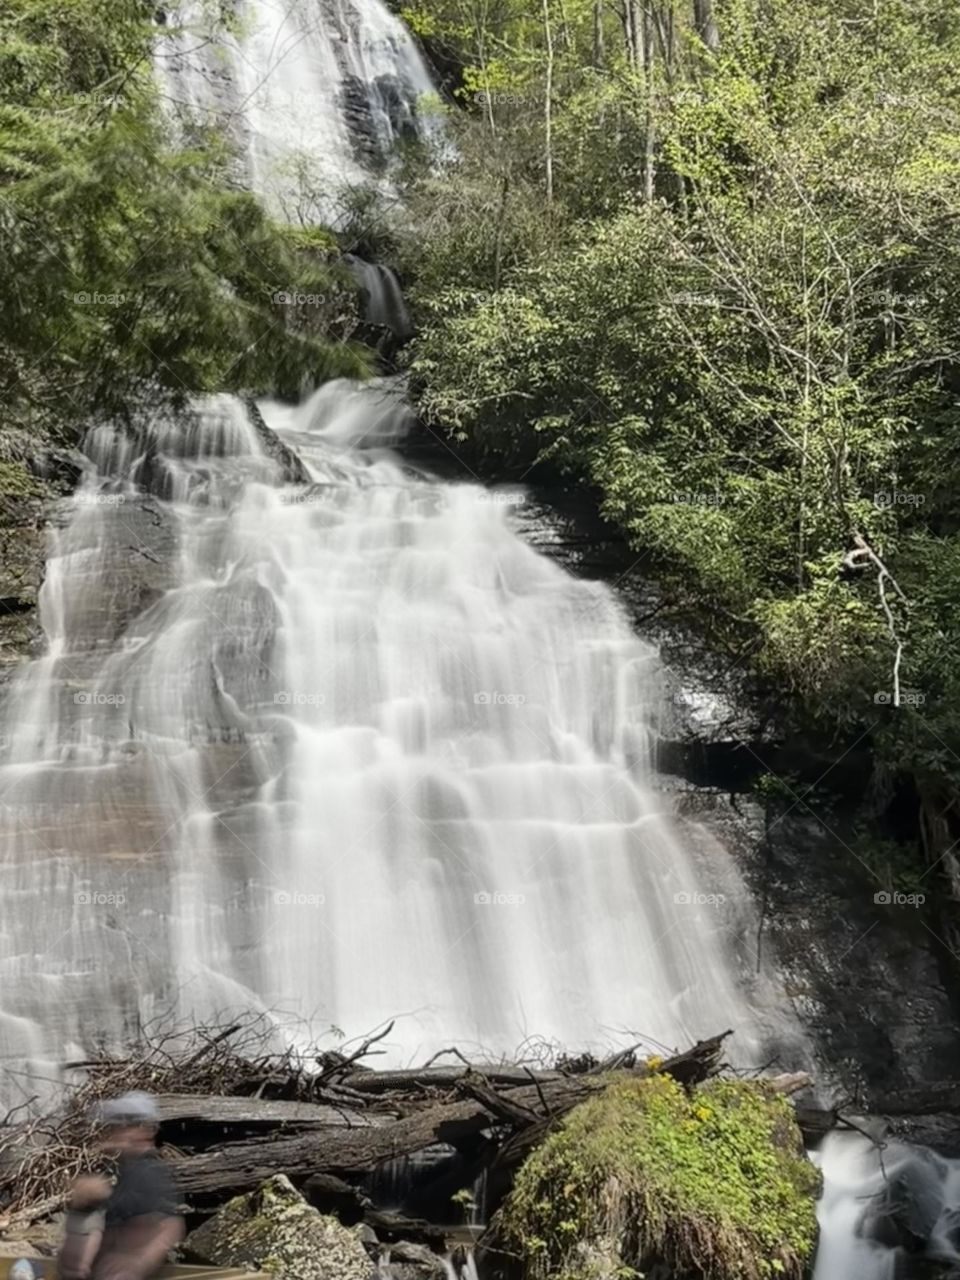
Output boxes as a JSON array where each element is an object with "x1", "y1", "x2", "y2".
[
  {"x1": 0, "y1": 460, "x2": 42, "y2": 501},
  {"x1": 401, "y1": 0, "x2": 960, "y2": 857},
  {"x1": 0, "y1": 0, "x2": 368, "y2": 449},
  {"x1": 502, "y1": 1074, "x2": 820, "y2": 1280}
]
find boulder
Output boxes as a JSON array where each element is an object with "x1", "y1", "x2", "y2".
[
  {"x1": 860, "y1": 1151, "x2": 947, "y2": 1252},
  {"x1": 0, "y1": 1242, "x2": 44, "y2": 1259},
  {"x1": 377, "y1": 1240, "x2": 447, "y2": 1280},
  {"x1": 499, "y1": 1075, "x2": 821, "y2": 1280},
  {"x1": 184, "y1": 1173, "x2": 373, "y2": 1280}
]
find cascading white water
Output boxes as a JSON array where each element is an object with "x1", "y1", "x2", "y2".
[
  {"x1": 156, "y1": 0, "x2": 440, "y2": 223},
  {"x1": 0, "y1": 383, "x2": 805, "y2": 1101},
  {"x1": 813, "y1": 1132, "x2": 960, "y2": 1279},
  {"x1": 345, "y1": 255, "x2": 414, "y2": 337}
]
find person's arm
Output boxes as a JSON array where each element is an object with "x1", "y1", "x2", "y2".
[{"x1": 60, "y1": 1174, "x2": 111, "y2": 1280}]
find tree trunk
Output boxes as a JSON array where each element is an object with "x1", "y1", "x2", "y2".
[
  {"x1": 542, "y1": 0, "x2": 555, "y2": 204},
  {"x1": 642, "y1": 6, "x2": 656, "y2": 202},
  {"x1": 693, "y1": 0, "x2": 720, "y2": 50},
  {"x1": 593, "y1": 0, "x2": 605, "y2": 66},
  {"x1": 492, "y1": 172, "x2": 510, "y2": 291}
]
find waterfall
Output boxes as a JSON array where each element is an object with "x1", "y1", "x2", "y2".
[
  {"x1": 155, "y1": 0, "x2": 441, "y2": 224},
  {"x1": 345, "y1": 255, "x2": 414, "y2": 337},
  {"x1": 0, "y1": 384, "x2": 805, "y2": 1099}
]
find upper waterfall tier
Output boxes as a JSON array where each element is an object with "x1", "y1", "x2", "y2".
[
  {"x1": 156, "y1": 0, "x2": 440, "y2": 223},
  {"x1": 0, "y1": 386, "x2": 807, "y2": 1097}
]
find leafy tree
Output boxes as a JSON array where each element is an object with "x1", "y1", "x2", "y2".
[
  {"x1": 401, "y1": 0, "x2": 960, "y2": 920},
  {"x1": 0, "y1": 0, "x2": 368, "y2": 449}
]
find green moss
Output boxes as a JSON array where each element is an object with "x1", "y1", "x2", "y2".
[
  {"x1": 502, "y1": 1075, "x2": 820, "y2": 1280},
  {"x1": 0, "y1": 461, "x2": 42, "y2": 502}
]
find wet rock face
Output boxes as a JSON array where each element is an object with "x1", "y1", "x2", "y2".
[
  {"x1": 860, "y1": 1151, "x2": 946, "y2": 1252},
  {"x1": 184, "y1": 1173, "x2": 375, "y2": 1280},
  {"x1": 0, "y1": 447, "x2": 82, "y2": 687},
  {"x1": 510, "y1": 480, "x2": 960, "y2": 1138}
]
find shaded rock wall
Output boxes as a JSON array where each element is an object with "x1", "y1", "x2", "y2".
[{"x1": 508, "y1": 478, "x2": 960, "y2": 1150}]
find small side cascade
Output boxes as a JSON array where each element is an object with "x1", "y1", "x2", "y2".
[
  {"x1": 814, "y1": 1132, "x2": 960, "y2": 1279},
  {"x1": 345, "y1": 254, "x2": 414, "y2": 340},
  {"x1": 81, "y1": 395, "x2": 279, "y2": 503},
  {"x1": 443, "y1": 1247, "x2": 480, "y2": 1280}
]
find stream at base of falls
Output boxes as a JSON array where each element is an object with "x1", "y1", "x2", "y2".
[{"x1": 814, "y1": 1133, "x2": 960, "y2": 1279}]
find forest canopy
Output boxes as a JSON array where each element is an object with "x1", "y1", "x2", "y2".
[{"x1": 393, "y1": 0, "x2": 960, "y2": 905}]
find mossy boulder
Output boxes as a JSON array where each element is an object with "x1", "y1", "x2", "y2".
[
  {"x1": 501, "y1": 1074, "x2": 821, "y2": 1280},
  {"x1": 184, "y1": 1173, "x2": 374, "y2": 1280}
]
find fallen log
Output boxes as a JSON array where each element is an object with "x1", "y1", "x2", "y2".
[
  {"x1": 361, "y1": 1207, "x2": 448, "y2": 1246},
  {"x1": 456, "y1": 1075, "x2": 543, "y2": 1127},
  {"x1": 166, "y1": 1033, "x2": 739, "y2": 1201},
  {"x1": 155, "y1": 1095, "x2": 376, "y2": 1129},
  {"x1": 338, "y1": 1066, "x2": 565, "y2": 1094},
  {"x1": 302, "y1": 1173, "x2": 449, "y2": 1245},
  {"x1": 169, "y1": 1097, "x2": 493, "y2": 1195}
]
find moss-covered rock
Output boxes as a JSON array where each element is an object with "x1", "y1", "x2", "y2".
[
  {"x1": 501, "y1": 1074, "x2": 821, "y2": 1280},
  {"x1": 184, "y1": 1173, "x2": 374, "y2": 1280}
]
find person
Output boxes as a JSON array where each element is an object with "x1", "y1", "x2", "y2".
[{"x1": 59, "y1": 1091, "x2": 183, "y2": 1280}]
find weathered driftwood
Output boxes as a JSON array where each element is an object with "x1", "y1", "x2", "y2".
[
  {"x1": 167, "y1": 1033, "x2": 740, "y2": 1200},
  {"x1": 154, "y1": 1095, "x2": 377, "y2": 1129},
  {"x1": 2, "y1": 1026, "x2": 823, "y2": 1239},
  {"x1": 169, "y1": 1098, "x2": 490, "y2": 1194},
  {"x1": 337, "y1": 1066, "x2": 565, "y2": 1094}
]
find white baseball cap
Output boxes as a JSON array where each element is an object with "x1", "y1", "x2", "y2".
[{"x1": 93, "y1": 1090, "x2": 160, "y2": 1126}]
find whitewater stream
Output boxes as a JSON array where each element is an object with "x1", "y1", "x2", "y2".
[{"x1": 0, "y1": 384, "x2": 802, "y2": 1088}]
